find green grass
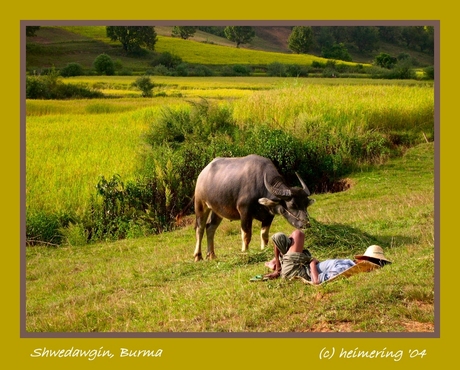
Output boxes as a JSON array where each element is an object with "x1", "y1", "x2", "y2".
[
  {"x1": 25, "y1": 142, "x2": 435, "y2": 333},
  {"x1": 26, "y1": 79, "x2": 433, "y2": 218},
  {"x1": 26, "y1": 26, "x2": 366, "y2": 72}
]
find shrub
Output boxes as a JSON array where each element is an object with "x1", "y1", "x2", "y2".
[
  {"x1": 26, "y1": 75, "x2": 103, "y2": 99},
  {"x1": 151, "y1": 52, "x2": 182, "y2": 69},
  {"x1": 374, "y1": 53, "x2": 397, "y2": 69},
  {"x1": 285, "y1": 64, "x2": 308, "y2": 77},
  {"x1": 60, "y1": 62, "x2": 84, "y2": 77},
  {"x1": 383, "y1": 60, "x2": 416, "y2": 79},
  {"x1": 232, "y1": 64, "x2": 251, "y2": 76},
  {"x1": 175, "y1": 63, "x2": 189, "y2": 76},
  {"x1": 93, "y1": 53, "x2": 115, "y2": 76},
  {"x1": 26, "y1": 76, "x2": 51, "y2": 99},
  {"x1": 152, "y1": 64, "x2": 170, "y2": 76},
  {"x1": 267, "y1": 62, "x2": 286, "y2": 77},
  {"x1": 191, "y1": 65, "x2": 214, "y2": 76},
  {"x1": 26, "y1": 211, "x2": 63, "y2": 245},
  {"x1": 322, "y1": 43, "x2": 352, "y2": 62},
  {"x1": 311, "y1": 60, "x2": 325, "y2": 69},
  {"x1": 117, "y1": 68, "x2": 133, "y2": 76},
  {"x1": 132, "y1": 76, "x2": 155, "y2": 97},
  {"x1": 221, "y1": 64, "x2": 251, "y2": 76},
  {"x1": 424, "y1": 65, "x2": 434, "y2": 80}
]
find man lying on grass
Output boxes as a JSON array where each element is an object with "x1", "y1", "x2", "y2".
[{"x1": 263, "y1": 229, "x2": 391, "y2": 284}]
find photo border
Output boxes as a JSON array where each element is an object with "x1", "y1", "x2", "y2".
[{"x1": 20, "y1": 19, "x2": 440, "y2": 339}]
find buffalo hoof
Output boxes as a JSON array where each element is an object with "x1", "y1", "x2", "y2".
[{"x1": 206, "y1": 253, "x2": 217, "y2": 260}]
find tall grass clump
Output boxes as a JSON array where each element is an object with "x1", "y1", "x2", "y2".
[
  {"x1": 233, "y1": 83, "x2": 434, "y2": 152},
  {"x1": 26, "y1": 69, "x2": 103, "y2": 99}
]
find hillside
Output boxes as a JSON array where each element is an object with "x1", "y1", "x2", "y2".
[{"x1": 25, "y1": 25, "x2": 434, "y2": 74}]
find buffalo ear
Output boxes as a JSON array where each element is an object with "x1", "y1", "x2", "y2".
[{"x1": 258, "y1": 198, "x2": 279, "y2": 207}]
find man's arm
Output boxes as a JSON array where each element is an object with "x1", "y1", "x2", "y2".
[
  {"x1": 310, "y1": 258, "x2": 320, "y2": 285},
  {"x1": 264, "y1": 246, "x2": 282, "y2": 279}
]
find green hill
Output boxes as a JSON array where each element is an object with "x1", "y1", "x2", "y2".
[
  {"x1": 25, "y1": 26, "x2": 358, "y2": 74},
  {"x1": 25, "y1": 25, "x2": 433, "y2": 76}
]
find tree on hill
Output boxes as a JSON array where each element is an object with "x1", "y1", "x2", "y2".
[
  {"x1": 288, "y1": 26, "x2": 314, "y2": 54},
  {"x1": 350, "y1": 26, "x2": 380, "y2": 53},
  {"x1": 401, "y1": 26, "x2": 434, "y2": 53},
  {"x1": 171, "y1": 26, "x2": 196, "y2": 40},
  {"x1": 224, "y1": 26, "x2": 255, "y2": 48},
  {"x1": 106, "y1": 26, "x2": 157, "y2": 55}
]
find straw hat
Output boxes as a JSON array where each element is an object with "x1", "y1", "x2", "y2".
[{"x1": 355, "y1": 245, "x2": 391, "y2": 262}]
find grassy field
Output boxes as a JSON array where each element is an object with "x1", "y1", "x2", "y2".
[
  {"x1": 25, "y1": 142, "x2": 435, "y2": 333},
  {"x1": 26, "y1": 78, "x2": 434, "y2": 217}
]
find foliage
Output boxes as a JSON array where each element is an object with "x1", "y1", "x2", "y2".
[
  {"x1": 285, "y1": 64, "x2": 308, "y2": 77},
  {"x1": 131, "y1": 76, "x2": 155, "y2": 97},
  {"x1": 189, "y1": 65, "x2": 214, "y2": 77},
  {"x1": 171, "y1": 26, "x2": 197, "y2": 40},
  {"x1": 26, "y1": 80, "x2": 434, "y2": 245},
  {"x1": 221, "y1": 64, "x2": 251, "y2": 76},
  {"x1": 60, "y1": 62, "x2": 84, "y2": 77},
  {"x1": 224, "y1": 26, "x2": 256, "y2": 48},
  {"x1": 322, "y1": 43, "x2": 352, "y2": 62},
  {"x1": 267, "y1": 62, "x2": 286, "y2": 77},
  {"x1": 175, "y1": 63, "x2": 189, "y2": 76},
  {"x1": 197, "y1": 26, "x2": 226, "y2": 37},
  {"x1": 374, "y1": 53, "x2": 397, "y2": 69},
  {"x1": 350, "y1": 26, "x2": 380, "y2": 53},
  {"x1": 26, "y1": 211, "x2": 63, "y2": 245},
  {"x1": 424, "y1": 65, "x2": 434, "y2": 80},
  {"x1": 26, "y1": 26, "x2": 40, "y2": 37},
  {"x1": 288, "y1": 26, "x2": 314, "y2": 54},
  {"x1": 93, "y1": 53, "x2": 115, "y2": 76},
  {"x1": 150, "y1": 51, "x2": 183, "y2": 69},
  {"x1": 26, "y1": 72, "x2": 103, "y2": 99},
  {"x1": 106, "y1": 26, "x2": 157, "y2": 55}
]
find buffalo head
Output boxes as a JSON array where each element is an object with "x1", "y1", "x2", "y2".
[{"x1": 258, "y1": 172, "x2": 315, "y2": 229}]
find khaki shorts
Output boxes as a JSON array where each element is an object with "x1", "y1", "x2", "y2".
[{"x1": 280, "y1": 251, "x2": 312, "y2": 281}]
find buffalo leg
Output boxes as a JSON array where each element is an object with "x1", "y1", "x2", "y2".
[
  {"x1": 240, "y1": 216, "x2": 253, "y2": 252},
  {"x1": 205, "y1": 211, "x2": 223, "y2": 260},
  {"x1": 194, "y1": 203, "x2": 211, "y2": 262},
  {"x1": 260, "y1": 216, "x2": 274, "y2": 250}
]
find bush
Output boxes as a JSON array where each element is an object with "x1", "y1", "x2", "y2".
[
  {"x1": 221, "y1": 65, "x2": 251, "y2": 76},
  {"x1": 93, "y1": 53, "x2": 115, "y2": 76},
  {"x1": 286, "y1": 64, "x2": 308, "y2": 77},
  {"x1": 117, "y1": 68, "x2": 133, "y2": 76},
  {"x1": 374, "y1": 53, "x2": 397, "y2": 69},
  {"x1": 175, "y1": 63, "x2": 189, "y2": 76},
  {"x1": 267, "y1": 62, "x2": 286, "y2": 77},
  {"x1": 151, "y1": 52, "x2": 182, "y2": 69},
  {"x1": 26, "y1": 75, "x2": 104, "y2": 99},
  {"x1": 60, "y1": 62, "x2": 84, "y2": 77},
  {"x1": 132, "y1": 76, "x2": 155, "y2": 97},
  {"x1": 232, "y1": 64, "x2": 251, "y2": 76},
  {"x1": 152, "y1": 64, "x2": 170, "y2": 76},
  {"x1": 424, "y1": 65, "x2": 434, "y2": 80},
  {"x1": 322, "y1": 43, "x2": 352, "y2": 62},
  {"x1": 26, "y1": 211, "x2": 63, "y2": 245},
  {"x1": 191, "y1": 65, "x2": 214, "y2": 76},
  {"x1": 26, "y1": 76, "x2": 51, "y2": 99},
  {"x1": 311, "y1": 60, "x2": 326, "y2": 69}
]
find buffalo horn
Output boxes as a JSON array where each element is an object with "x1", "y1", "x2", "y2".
[
  {"x1": 264, "y1": 174, "x2": 292, "y2": 199},
  {"x1": 295, "y1": 172, "x2": 311, "y2": 196}
]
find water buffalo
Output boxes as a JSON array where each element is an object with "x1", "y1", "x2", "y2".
[{"x1": 193, "y1": 154, "x2": 315, "y2": 261}]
